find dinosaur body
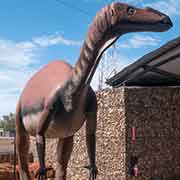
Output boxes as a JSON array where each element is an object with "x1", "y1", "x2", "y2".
[
  {"x1": 21, "y1": 61, "x2": 90, "y2": 138},
  {"x1": 21, "y1": 61, "x2": 72, "y2": 110},
  {"x1": 16, "y1": 2, "x2": 172, "y2": 180}
]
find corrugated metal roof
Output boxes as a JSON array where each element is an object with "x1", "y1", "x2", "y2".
[{"x1": 106, "y1": 37, "x2": 180, "y2": 87}]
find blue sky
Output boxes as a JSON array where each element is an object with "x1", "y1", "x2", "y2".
[{"x1": 0, "y1": 0, "x2": 179, "y2": 117}]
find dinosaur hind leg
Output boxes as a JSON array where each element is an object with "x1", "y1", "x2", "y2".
[
  {"x1": 16, "y1": 103, "x2": 31, "y2": 180},
  {"x1": 55, "y1": 136, "x2": 74, "y2": 180}
]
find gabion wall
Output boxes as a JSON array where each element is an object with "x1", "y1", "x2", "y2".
[
  {"x1": 125, "y1": 87, "x2": 180, "y2": 180},
  {"x1": 30, "y1": 86, "x2": 180, "y2": 180}
]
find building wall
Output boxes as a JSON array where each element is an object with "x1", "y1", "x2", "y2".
[{"x1": 30, "y1": 86, "x2": 180, "y2": 180}]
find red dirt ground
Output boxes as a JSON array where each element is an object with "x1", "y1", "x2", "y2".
[{"x1": 0, "y1": 163, "x2": 55, "y2": 180}]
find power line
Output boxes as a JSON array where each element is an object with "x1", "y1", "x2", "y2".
[{"x1": 56, "y1": 0, "x2": 91, "y2": 17}]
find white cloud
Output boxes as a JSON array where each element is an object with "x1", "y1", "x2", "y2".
[
  {"x1": 0, "y1": 67, "x2": 37, "y2": 117},
  {"x1": 0, "y1": 39, "x2": 37, "y2": 68},
  {"x1": 0, "y1": 68, "x2": 36, "y2": 117},
  {"x1": 0, "y1": 33, "x2": 81, "y2": 68},
  {"x1": 0, "y1": 38, "x2": 39, "y2": 117},
  {"x1": 33, "y1": 34, "x2": 82, "y2": 47},
  {"x1": 145, "y1": 0, "x2": 180, "y2": 16},
  {"x1": 118, "y1": 35, "x2": 160, "y2": 49},
  {"x1": 0, "y1": 93, "x2": 19, "y2": 118}
]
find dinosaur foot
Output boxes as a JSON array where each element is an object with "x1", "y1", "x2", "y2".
[
  {"x1": 84, "y1": 165, "x2": 98, "y2": 180},
  {"x1": 35, "y1": 167, "x2": 47, "y2": 180}
]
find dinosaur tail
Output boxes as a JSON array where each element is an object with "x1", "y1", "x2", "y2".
[{"x1": 15, "y1": 101, "x2": 31, "y2": 180}]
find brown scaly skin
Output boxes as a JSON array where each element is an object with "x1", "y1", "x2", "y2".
[{"x1": 16, "y1": 2, "x2": 172, "y2": 180}]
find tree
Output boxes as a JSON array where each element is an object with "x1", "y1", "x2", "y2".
[{"x1": 0, "y1": 113, "x2": 15, "y2": 131}]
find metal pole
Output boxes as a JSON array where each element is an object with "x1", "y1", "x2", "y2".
[{"x1": 13, "y1": 132, "x2": 16, "y2": 180}]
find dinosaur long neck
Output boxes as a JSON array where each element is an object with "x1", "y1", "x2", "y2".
[
  {"x1": 71, "y1": 4, "x2": 119, "y2": 91},
  {"x1": 60, "y1": 4, "x2": 120, "y2": 111}
]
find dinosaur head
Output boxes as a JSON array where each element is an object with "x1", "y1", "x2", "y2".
[
  {"x1": 109, "y1": 2, "x2": 173, "y2": 34},
  {"x1": 83, "y1": 2, "x2": 173, "y2": 85}
]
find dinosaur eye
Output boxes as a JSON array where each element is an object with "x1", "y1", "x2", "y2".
[{"x1": 127, "y1": 7, "x2": 136, "y2": 15}]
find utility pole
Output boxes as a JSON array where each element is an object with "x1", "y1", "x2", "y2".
[
  {"x1": 98, "y1": 54, "x2": 105, "y2": 90},
  {"x1": 111, "y1": 43, "x2": 117, "y2": 76},
  {"x1": 97, "y1": 42, "x2": 118, "y2": 90}
]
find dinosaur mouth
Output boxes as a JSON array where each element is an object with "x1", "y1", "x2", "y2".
[
  {"x1": 157, "y1": 16, "x2": 173, "y2": 30},
  {"x1": 117, "y1": 18, "x2": 173, "y2": 33},
  {"x1": 162, "y1": 21, "x2": 173, "y2": 28}
]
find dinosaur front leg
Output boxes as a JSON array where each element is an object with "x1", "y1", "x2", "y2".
[
  {"x1": 35, "y1": 109, "x2": 51, "y2": 180},
  {"x1": 85, "y1": 112, "x2": 98, "y2": 180},
  {"x1": 55, "y1": 136, "x2": 74, "y2": 180},
  {"x1": 36, "y1": 134, "x2": 46, "y2": 180},
  {"x1": 85, "y1": 134, "x2": 98, "y2": 180}
]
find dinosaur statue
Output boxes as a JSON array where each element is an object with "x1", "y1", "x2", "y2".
[{"x1": 16, "y1": 2, "x2": 172, "y2": 180}]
